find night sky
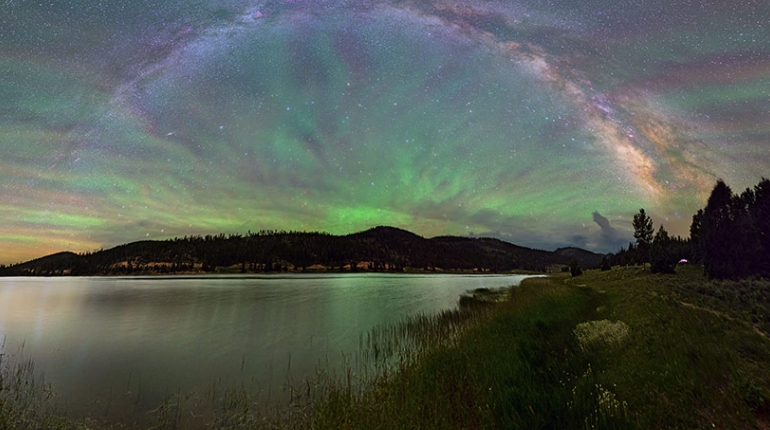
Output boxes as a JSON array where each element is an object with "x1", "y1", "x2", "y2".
[{"x1": 2, "y1": 0, "x2": 769, "y2": 264}]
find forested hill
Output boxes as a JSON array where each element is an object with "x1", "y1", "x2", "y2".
[{"x1": 0, "y1": 226, "x2": 605, "y2": 276}]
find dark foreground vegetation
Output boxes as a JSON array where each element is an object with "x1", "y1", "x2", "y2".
[
  {"x1": 0, "y1": 226, "x2": 603, "y2": 276},
  {"x1": 307, "y1": 267, "x2": 770, "y2": 429},
  {"x1": 2, "y1": 266, "x2": 769, "y2": 429}
]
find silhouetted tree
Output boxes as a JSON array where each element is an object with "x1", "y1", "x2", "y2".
[
  {"x1": 694, "y1": 178, "x2": 770, "y2": 279},
  {"x1": 650, "y1": 225, "x2": 677, "y2": 274},
  {"x1": 633, "y1": 208, "x2": 654, "y2": 270},
  {"x1": 731, "y1": 186, "x2": 762, "y2": 278},
  {"x1": 569, "y1": 259, "x2": 583, "y2": 277},
  {"x1": 615, "y1": 242, "x2": 636, "y2": 267},
  {"x1": 701, "y1": 180, "x2": 737, "y2": 279},
  {"x1": 600, "y1": 255, "x2": 611, "y2": 271},
  {"x1": 753, "y1": 178, "x2": 770, "y2": 277},
  {"x1": 689, "y1": 209, "x2": 704, "y2": 263}
]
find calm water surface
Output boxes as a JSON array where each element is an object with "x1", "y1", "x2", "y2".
[{"x1": 0, "y1": 273, "x2": 532, "y2": 415}]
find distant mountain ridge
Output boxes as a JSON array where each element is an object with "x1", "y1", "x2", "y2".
[
  {"x1": 0, "y1": 226, "x2": 605, "y2": 276},
  {"x1": 553, "y1": 247, "x2": 605, "y2": 267}
]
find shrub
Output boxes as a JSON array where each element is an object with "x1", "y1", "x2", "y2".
[
  {"x1": 570, "y1": 260, "x2": 583, "y2": 277},
  {"x1": 573, "y1": 319, "x2": 630, "y2": 351}
]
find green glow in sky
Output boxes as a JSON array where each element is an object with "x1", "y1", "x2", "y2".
[{"x1": 1, "y1": 0, "x2": 769, "y2": 263}]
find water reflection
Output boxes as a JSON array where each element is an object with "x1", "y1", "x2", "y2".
[{"x1": 0, "y1": 273, "x2": 532, "y2": 415}]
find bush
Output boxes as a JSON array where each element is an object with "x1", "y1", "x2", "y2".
[
  {"x1": 650, "y1": 226, "x2": 677, "y2": 274},
  {"x1": 573, "y1": 319, "x2": 630, "y2": 351},
  {"x1": 601, "y1": 255, "x2": 612, "y2": 271},
  {"x1": 570, "y1": 260, "x2": 583, "y2": 277}
]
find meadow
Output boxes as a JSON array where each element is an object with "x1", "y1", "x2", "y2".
[{"x1": 2, "y1": 266, "x2": 769, "y2": 429}]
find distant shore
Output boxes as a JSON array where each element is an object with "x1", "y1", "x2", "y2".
[
  {"x1": 1, "y1": 264, "x2": 544, "y2": 278},
  {"x1": 0, "y1": 227, "x2": 604, "y2": 277}
]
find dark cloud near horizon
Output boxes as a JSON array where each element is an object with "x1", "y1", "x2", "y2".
[{"x1": 592, "y1": 211, "x2": 629, "y2": 252}]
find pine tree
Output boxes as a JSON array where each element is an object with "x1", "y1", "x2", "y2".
[
  {"x1": 753, "y1": 178, "x2": 770, "y2": 277},
  {"x1": 689, "y1": 209, "x2": 704, "y2": 263},
  {"x1": 731, "y1": 187, "x2": 761, "y2": 278},
  {"x1": 569, "y1": 259, "x2": 583, "y2": 277},
  {"x1": 600, "y1": 255, "x2": 612, "y2": 271},
  {"x1": 650, "y1": 225, "x2": 676, "y2": 274},
  {"x1": 633, "y1": 208, "x2": 654, "y2": 270},
  {"x1": 702, "y1": 180, "x2": 736, "y2": 279}
]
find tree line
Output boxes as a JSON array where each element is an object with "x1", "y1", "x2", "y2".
[
  {"x1": 606, "y1": 208, "x2": 692, "y2": 274},
  {"x1": 691, "y1": 178, "x2": 770, "y2": 279},
  {"x1": 0, "y1": 226, "x2": 602, "y2": 276},
  {"x1": 608, "y1": 177, "x2": 770, "y2": 280}
]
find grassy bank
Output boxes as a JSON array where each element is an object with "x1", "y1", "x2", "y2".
[
  {"x1": 3, "y1": 267, "x2": 770, "y2": 429},
  {"x1": 309, "y1": 266, "x2": 770, "y2": 429}
]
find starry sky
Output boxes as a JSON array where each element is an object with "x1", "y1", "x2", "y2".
[{"x1": 2, "y1": 0, "x2": 769, "y2": 264}]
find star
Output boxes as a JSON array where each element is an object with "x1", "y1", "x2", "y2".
[{"x1": 1, "y1": 0, "x2": 769, "y2": 263}]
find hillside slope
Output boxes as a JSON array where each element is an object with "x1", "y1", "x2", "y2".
[{"x1": 0, "y1": 226, "x2": 605, "y2": 276}]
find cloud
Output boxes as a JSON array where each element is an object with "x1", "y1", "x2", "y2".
[
  {"x1": 592, "y1": 211, "x2": 613, "y2": 231},
  {"x1": 463, "y1": 212, "x2": 633, "y2": 254},
  {"x1": 592, "y1": 211, "x2": 629, "y2": 252}
]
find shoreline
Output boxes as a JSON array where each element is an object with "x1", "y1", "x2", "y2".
[
  {"x1": 3, "y1": 268, "x2": 769, "y2": 428},
  {"x1": 0, "y1": 277, "x2": 527, "y2": 429},
  {"x1": 0, "y1": 267, "x2": 544, "y2": 278}
]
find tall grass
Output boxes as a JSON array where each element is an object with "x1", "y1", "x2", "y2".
[
  {"x1": 570, "y1": 266, "x2": 770, "y2": 429},
  {"x1": 307, "y1": 269, "x2": 770, "y2": 429},
  {"x1": 358, "y1": 289, "x2": 503, "y2": 372},
  {"x1": 307, "y1": 277, "x2": 636, "y2": 429},
  {"x1": 666, "y1": 265, "x2": 770, "y2": 335},
  {"x1": 0, "y1": 343, "x2": 77, "y2": 430}
]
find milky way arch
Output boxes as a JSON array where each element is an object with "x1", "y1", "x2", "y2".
[{"x1": 1, "y1": 0, "x2": 769, "y2": 262}]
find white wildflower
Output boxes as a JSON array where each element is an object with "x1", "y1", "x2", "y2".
[{"x1": 573, "y1": 320, "x2": 630, "y2": 351}]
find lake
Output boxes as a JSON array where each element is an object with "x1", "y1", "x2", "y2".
[{"x1": 0, "y1": 273, "x2": 533, "y2": 420}]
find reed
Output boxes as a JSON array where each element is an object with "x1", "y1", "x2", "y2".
[
  {"x1": 0, "y1": 343, "x2": 76, "y2": 430},
  {"x1": 306, "y1": 268, "x2": 770, "y2": 429}
]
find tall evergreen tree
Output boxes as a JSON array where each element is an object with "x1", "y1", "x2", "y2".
[
  {"x1": 650, "y1": 225, "x2": 676, "y2": 274},
  {"x1": 682, "y1": 178, "x2": 770, "y2": 279},
  {"x1": 689, "y1": 209, "x2": 704, "y2": 263},
  {"x1": 702, "y1": 180, "x2": 736, "y2": 279},
  {"x1": 751, "y1": 178, "x2": 770, "y2": 277},
  {"x1": 731, "y1": 187, "x2": 762, "y2": 278},
  {"x1": 633, "y1": 208, "x2": 654, "y2": 270},
  {"x1": 569, "y1": 259, "x2": 583, "y2": 277},
  {"x1": 600, "y1": 255, "x2": 612, "y2": 271}
]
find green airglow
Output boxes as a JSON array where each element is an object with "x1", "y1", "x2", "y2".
[{"x1": 1, "y1": 1, "x2": 768, "y2": 263}]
